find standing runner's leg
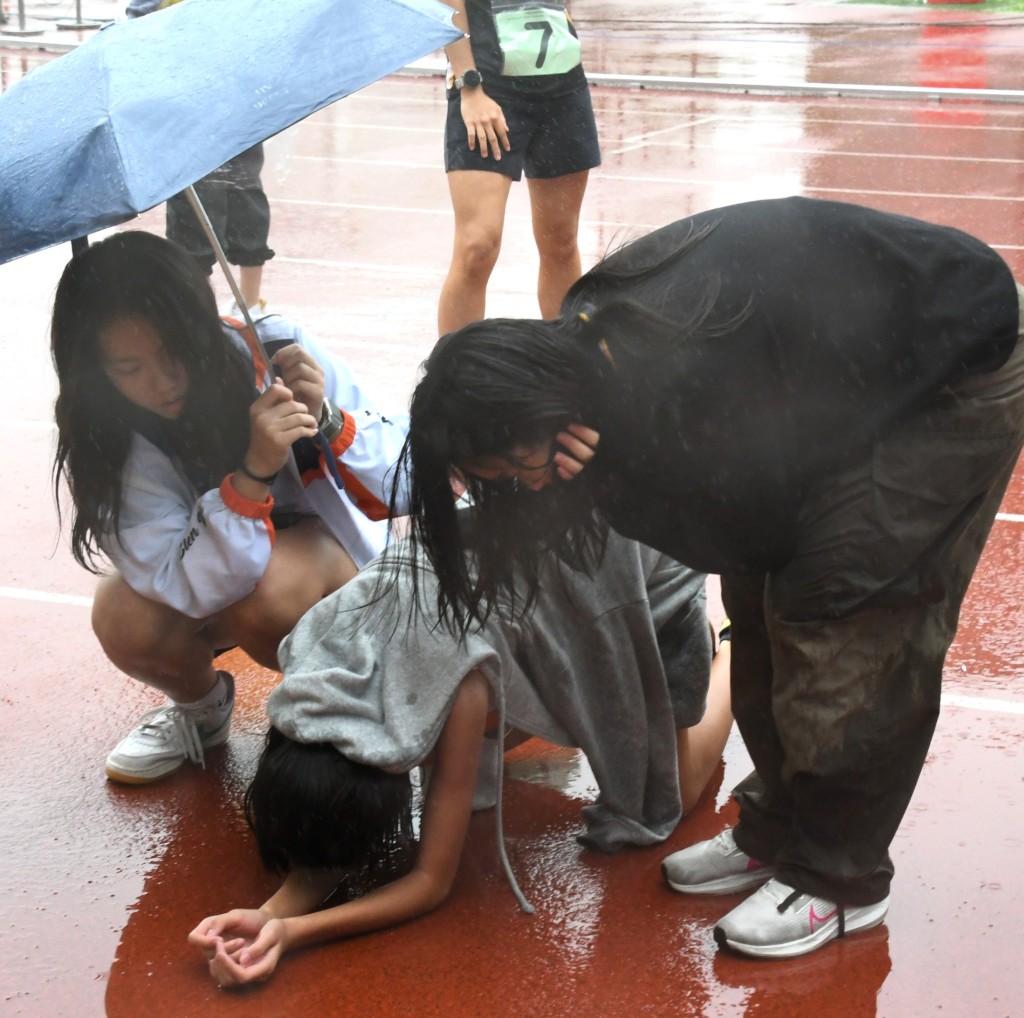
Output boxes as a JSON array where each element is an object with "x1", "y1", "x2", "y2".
[
  {"x1": 237, "y1": 265, "x2": 264, "y2": 310},
  {"x1": 438, "y1": 169, "x2": 513, "y2": 335},
  {"x1": 526, "y1": 170, "x2": 589, "y2": 318}
]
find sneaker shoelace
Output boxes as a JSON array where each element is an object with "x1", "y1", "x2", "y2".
[
  {"x1": 137, "y1": 706, "x2": 206, "y2": 769},
  {"x1": 720, "y1": 830, "x2": 768, "y2": 870},
  {"x1": 776, "y1": 887, "x2": 847, "y2": 937},
  {"x1": 715, "y1": 830, "x2": 753, "y2": 860}
]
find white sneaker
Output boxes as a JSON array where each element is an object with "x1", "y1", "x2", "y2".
[
  {"x1": 662, "y1": 828, "x2": 774, "y2": 894},
  {"x1": 714, "y1": 877, "x2": 890, "y2": 959},
  {"x1": 105, "y1": 672, "x2": 234, "y2": 785}
]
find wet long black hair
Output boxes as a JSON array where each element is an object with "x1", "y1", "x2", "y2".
[
  {"x1": 388, "y1": 317, "x2": 604, "y2": 633},
  {"x1": 245, "y1": 727, "x2": 414, "y2": 875},
  {"x1": 51, "y1": 231, "x2": 256, "y2": 572},
  {"x1": 392, "y1": 220, "x2": 726, "y2": 635}
]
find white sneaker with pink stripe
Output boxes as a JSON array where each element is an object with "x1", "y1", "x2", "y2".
[
  {"x1": 662, "y1": 828, "x2": 774, "y2": 895},
  {"x1": 714, "y1": 877, "x2": 890, "y2": 958}
]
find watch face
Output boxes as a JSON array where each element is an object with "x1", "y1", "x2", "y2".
[{"x1": 462, "y1": 69, "x2": 482, "y2": 88}]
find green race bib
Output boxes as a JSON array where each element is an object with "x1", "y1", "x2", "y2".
[{"x1": 492, "y1": 2, "x2": 582, "y2": 77}]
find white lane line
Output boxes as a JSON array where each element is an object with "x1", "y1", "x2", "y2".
[
  {"x1": 801, "y1": 184, "x2": 1024, "y2": 204},
  {"x1": 633, "y1": 142, "x2": 1024, "y2": 166},
  {"x1": 0, "y1": 593, "x2": 1020, "y2": 713},
  {"x1": 0, "y1": 586, "x2": 92, "y2": 607},
  {"x1": 607, "y1": 115, "x2": 727, "y2": 152},
  {"x1": 3, "y1": 418, "x2": 56, "y2": 429},
  {"x1": 276, "y1": 158, "x2": 1024, "y2": 207},
  {"x1": 943, "y1": 692, "x2": 1024, "y2": 716},
  {"x1": 270, "y1": 201, "x2": 657, "y2": 234}
]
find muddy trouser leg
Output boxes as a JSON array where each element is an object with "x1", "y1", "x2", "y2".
[{"x1": 723, "y1": 307, "x2": 1024, "y2": 906}]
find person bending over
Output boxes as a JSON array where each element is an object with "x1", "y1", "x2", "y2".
[{"x1": 393, "y1": 196, "x2": 1024, "y2": 959}]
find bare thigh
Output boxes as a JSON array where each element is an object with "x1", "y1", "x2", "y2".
[
  {"x1": 526, "y1": 171, "x2": 589, "y2": 249},
  {"x1": 447, "y1": 170, "x2": 513, "y2": 255},
  {"x1": 92, "y1": 574, "x2": 228, "y2": 699},
  {"x1": 223, "y1": 517, "x2": 358, "y2": 669}
]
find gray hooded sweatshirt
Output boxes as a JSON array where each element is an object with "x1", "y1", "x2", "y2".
[{"x1": 270, "y1": 530, "x2": 710, "y2": 910}]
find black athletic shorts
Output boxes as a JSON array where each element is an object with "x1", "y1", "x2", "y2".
[{"x1": 444, "y1": 84, "x2": 600, "y2": 181}]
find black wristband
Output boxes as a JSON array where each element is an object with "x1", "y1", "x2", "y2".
[{"x1": 237, "y1": 462, "x2": 279, "y2": 486}]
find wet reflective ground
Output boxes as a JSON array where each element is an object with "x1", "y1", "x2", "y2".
[{"x1": 2, "y1": 1, "x2": 1023, "y2": 1015}]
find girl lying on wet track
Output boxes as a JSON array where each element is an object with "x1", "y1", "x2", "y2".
[{"x1": 188, "y1": 526, "x2": 732, "y2": 987}]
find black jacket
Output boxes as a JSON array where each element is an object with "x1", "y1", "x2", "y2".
[{"x1": 573, "y1": 196, "x2": 1019, "y2": 574}]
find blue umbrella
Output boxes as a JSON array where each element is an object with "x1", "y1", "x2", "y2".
[{"x1": 0, "y1": 0, "x2": 459, "y2": 265}]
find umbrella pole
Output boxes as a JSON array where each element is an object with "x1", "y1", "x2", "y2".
[{"x1": 183, "y1": 185, "x2": 274, "y2": 379}]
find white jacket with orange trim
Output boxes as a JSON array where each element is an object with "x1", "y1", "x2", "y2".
[{"x1": 102, "y1": 314, "x2": 409, "y2": 620}]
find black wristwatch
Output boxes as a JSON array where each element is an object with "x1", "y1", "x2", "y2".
[
  {"x1": 318, "y1": 397, "x2": 344, "y2": 442},
  {"x1": 454, "y1": 68, "x2": 483, "y2": 91}
]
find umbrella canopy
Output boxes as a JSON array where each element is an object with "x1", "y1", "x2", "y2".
[{"x1": 0, "y1": 0, "x2": 459, "y2": 264}]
